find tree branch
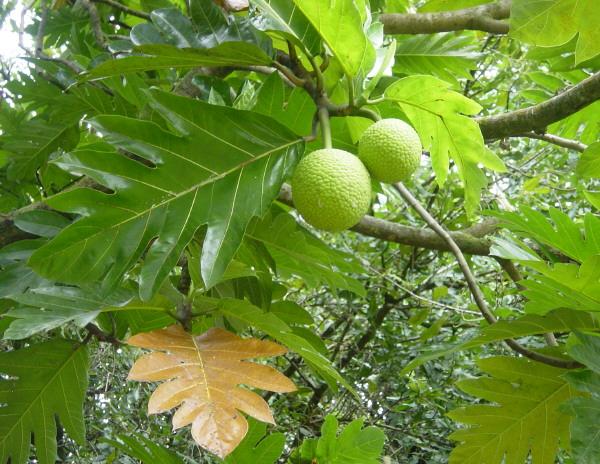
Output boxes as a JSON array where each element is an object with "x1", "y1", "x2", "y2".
[
  {"x1": 380, "y1": 0, "x2": 510, "y2": 35},
  {"x1": 91, "y1": 0, "x2": 151, "y2": 20},
  {"x1": 81, "y1": 0, "x2": 109, "y2": 49},
  {"x1": 393, "y1": 182, "x2": 581, "y2": 369},
  {"x1": 278, "y1": 184, "x2": 495, "y2": 256},
  {"x1": 478, "y1": 72, "x2": 600, "y2": 140},
  {"x1": 514, "y1": 132, "x2": 588, "y2": 153}
]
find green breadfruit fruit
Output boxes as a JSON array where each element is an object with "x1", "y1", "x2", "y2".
[
  {"x1": 358, "y1": 118, "x2": 422, "y2": 183},
  {"x1": 291, "y1": 148, "x2": 372, "y2": 232}
]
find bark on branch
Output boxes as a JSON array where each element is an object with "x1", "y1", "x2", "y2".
[
  {"x1": 278, "y1": 184, "x2": 495, "y2": 255},
  {"x1": 380, "y1": 0, "x2": 511, "y2": 35},
  {"x1": 478, "y1": 72, "x2": 600, "y2": 140}
]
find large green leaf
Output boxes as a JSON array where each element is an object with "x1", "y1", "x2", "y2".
[
  {"x1": 29, "y1": 90, "x2": 303, "y2": 298},
  {"x1": 3, "y1": 285, "x2": 133, "y2": 339},
  {"x1": 251, "y1": 0, "x2": 321, "y2": 55},
  {"x1": 247, "y1": 210, "x2": 366, "y2": 295},
  {"x1": 385, "y1": 75, "x2": 505, "y2": 215},
  {"x1": 511, "y1": 0, "x2": 600, "y2": 64},
  {"x1": 393, "y1": 33, "x2": 479, "y2": 86},
  {"x1": 291, "y1": 0, "x2": 375, "y2": 77},
  {"x1": 0, "y1": 339, "x2": 89, "y2": 464},
  {"x1": 448, "y1": 356, "x2": 577, "y2": 464},
  {"x1": 491, "y1": 207, "x2": 600, "y2": 263},
  {"x1": 402, "y1": 309, "x2": 598, "y2": 373},
  {"x1": 218, "y1": 297, "x2": 354, "y2": 394},
  {"x1": 291, "y1": 415, "x2": 385, "y2": 464},
  {"x1": 86, "y1": 43, "x2": 272, "y2": 79}
]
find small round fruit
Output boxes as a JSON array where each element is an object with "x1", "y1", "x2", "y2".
[
  {"x1": 358, "y1": 118, "x2": 422, "y2": 183},
  {"x1": 291, "y1": 148, "x2": 371, "y2": 232}
]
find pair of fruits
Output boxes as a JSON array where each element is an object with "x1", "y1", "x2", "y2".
[{"x1": 292, "y1": 118, "x2": 422, "y2": 231}]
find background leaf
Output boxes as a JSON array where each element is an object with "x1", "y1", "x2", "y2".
[
  {"x1": 448, "y1": 356, "x2": 577, "y2": 464},
  {"x1": 0, "y1": 339, "x2": 89, "y2": 464}
]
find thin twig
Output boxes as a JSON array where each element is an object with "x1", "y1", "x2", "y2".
[
  {"x1": 81, "y1": 0, "x2": 109, "y2": 49},
  {"x1": 514, "y1": 132, "x2": 588, "y2": 153},
  {"x1": 34, "y1": 0, "x2": 49, "y2": 55},
  {"x1": 92, "y1": 0, "x2": 151, "y2": 19},
  {"x1": 393, "y1": 182, "x2": 580, "y2": 369},
  {"x1": 85, "y1": 323, "x2": 123, "y2": 346}
]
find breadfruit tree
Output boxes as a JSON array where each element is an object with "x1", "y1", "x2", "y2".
[{"x1": 1, "y1": 0, "x2": 600, "y2": 462}]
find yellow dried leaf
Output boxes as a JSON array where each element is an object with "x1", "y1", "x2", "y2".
[{"x1": 127, "y1": 325, "x2": 296, "y2": 458}]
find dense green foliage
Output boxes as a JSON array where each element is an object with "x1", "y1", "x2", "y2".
[{"x1": 1, "y1": 0, "x2": 600, "y2": 462}]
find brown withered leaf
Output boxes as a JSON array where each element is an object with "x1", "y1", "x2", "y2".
[{"x1": 127, "y1": 325, "x2": 296, "y2": 458}]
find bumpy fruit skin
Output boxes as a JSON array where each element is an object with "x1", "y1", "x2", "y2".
[
  {"x1": 291, "y1": 148, "x2": 371, "y2": 232},
  {"x1": 358, "y1": 118, "x2": 422, "y2": 183}
]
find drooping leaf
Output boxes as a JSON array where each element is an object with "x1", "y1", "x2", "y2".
[
  {"x1": 127, "y1": 325, "x2": 296, "y2": 458},
  {"x1": 247, "y1": 210, "x2": 366, "y2": 295},
  {"x1": 251, "y1": 0, "x2": 321, "y2": 55},
  {"x1": 561, "y1": 395, "x2": 600, "y2": 464},
  {"x1": 393, "y1": 33, "x2": 479, "y2": 86},
  {"x1": 291, "y1": 0, "x2": 375, "y2": 78},
  {"x1": 138, "y1": 8, "x2": 198, "y2": 47},
  {"x1": 568, "y1": 331, "x2": 600, "y2": 372},
  {"x1": 0, "y1": 239, "x2": 49, "y2": 298},
  {"x1": 561, "y1": 332, "x2": 600, "y2": 463},
  {"x1": 103, "y1": 433, "x2": 186, "y2": 464},
  {"x1": 576, "y1": 142, "x2": 600, "y2": 179},
  {"x1": 291, "y1": 415, "x2": 385, "y2": 463},
  {"x1": 3, "y1": 285, "x2": 133, "y2": 339},
  {"x1": 13, "y1": 209, "x2": 70, "y2": 238},
  {"x1": 114, "y1": 292, "x2": 178, "y2": 334},
  {"x1": 131, "y1": 2, "x2": 261, "y2": 49},
  {"x1": 253, "y1": 73, "x2": 316, "y2": 136},
  {"x1": 402, "y1": 309, "x2": 597, "y2": 373},
  {"x1": 511, "y1": 0, "x2": 600, "y2": 64},
  {"x1": 190, "y1": 0, "x2": 233, "y2": 47},
  {"x1": 550, "y1": 100, "x2": 600, "y2": 145},
  {"x1": 29, "y1": 90, "x2": 303, "y2": 298},
  {"x1": 218, "y1": 297, "x2": 354, "y2": 393},
  {"x1": 0, "y1": 339, "x2": 89, "y2": 464},
  {"x1": 385, "y1": 75, "x2": 505, "y2": 215},
  {"x1": 86, "y1": 43, "x2": 272, "y2": 79},
  {"x1": 223, "y1": 418, "x2": 285, "y2": 463},
  {"x1": 491, "y1": 207, "x2": 600, "y2": 263},
  {"x1": 520, "y1": 256, "x2": 600, "y2": 314},
  {"x1": 448, "y1": 356, "x2": 577, "y2": 464},
  {"x1": 2, "y1": 120, "x2": 79, "y2": 180}
]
